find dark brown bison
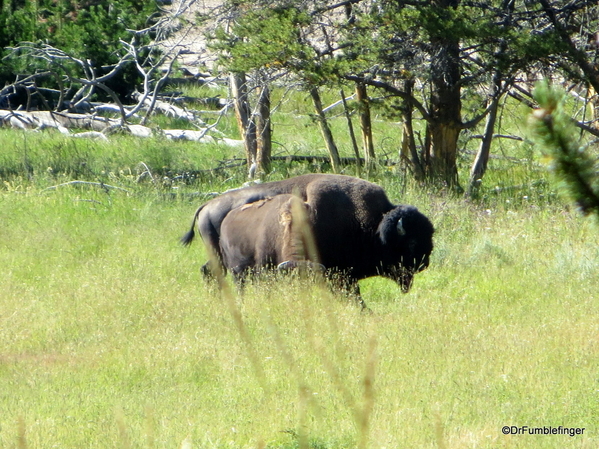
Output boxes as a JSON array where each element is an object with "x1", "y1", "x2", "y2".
[{"x1": 181, "y1": 174, "x2": 434, "y2": 303}]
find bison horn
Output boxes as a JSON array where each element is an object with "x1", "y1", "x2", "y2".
[{"x1": 397, "y1": 218, "x2": 406, "y2": 236}]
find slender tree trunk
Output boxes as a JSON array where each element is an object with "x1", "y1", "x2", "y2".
[
  {"x1": 256, "y1": 83, "x2": 271, "y2": 175},
  {"x1": 467, "y1": 96, "x2": 500, "y2": 197},
  {"x1": 400, "y1": 79, "x2": 425, "y2": 181},
  {"x1": 589, "y1": 86, "x2": 599, "y2": 129},
  {"x1": 229, "y1": 72, "x2": 257, "y2": 178},
  {"x1": 342, "y1": 0, "x2": 363, "y2": 176},
  {"x1": 310, "y1": 86, "x2": 340, "y2": 173},
  {"x1": 340, "y1": 88, "x2": 362, "y2": 176},
  {"x1": 467, "y1": 0, "x2": 513, "y2": 196},
  {"x1": 355, "y1": 81, "x2": 375, "y2": 165}
]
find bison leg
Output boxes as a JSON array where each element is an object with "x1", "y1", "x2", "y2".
[
  {"x1": 200, "y1": 259, "x2": 228, "y2": 282},
  {"x1": 230, "y1": 265, "x2": 250, "y2": 291},
  {"x1": 326, "y1": 274, "x2": 369, "y2": 311},
  {"x1": 345, "y1": 282, "x2": 368, "y2": 311}
]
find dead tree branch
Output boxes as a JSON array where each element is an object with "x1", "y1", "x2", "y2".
[{"x1": 41, "y1": 181, "x2": 131, "y2": 194}]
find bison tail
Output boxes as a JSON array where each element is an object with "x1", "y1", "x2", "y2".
[
  {"x1": 181, "y1": 203, "x2": 207, "y2": 246},
  {"x1": 180, "y1": 228, "x2": 195, "y2": 246}
]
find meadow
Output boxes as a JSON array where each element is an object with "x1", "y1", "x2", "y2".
[{"x1": 0, "y1": 89, "x2": 598, "y2": 448}]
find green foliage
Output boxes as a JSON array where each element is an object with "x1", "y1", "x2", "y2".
[
  {"x1": 211, "y1": 5, "x2": 330, "y2": 84},
  {"x1": 0, "y1": 6, "x2": 42, "y2": 43},
  {"x1": 0, "y1": 0, "x2": 160, "y2": 97},
  {"x1": 530, "y1": 82, "x2": 599, "y2": 218},
  {"x1": 209, "y1": 0, "x2": 591, "y2": 105}
]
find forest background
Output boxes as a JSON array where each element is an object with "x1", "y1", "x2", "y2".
[{"x1": 0, "y1": 1, "x2": 598, "y2": 448}]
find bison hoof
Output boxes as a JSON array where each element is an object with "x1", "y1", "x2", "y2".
[
  {"x1": 277, "y1": 260, "x2": 325, "y2": 273},
  {"x1": 360, "y1": 305, "x2": 373, "y2": 314}
]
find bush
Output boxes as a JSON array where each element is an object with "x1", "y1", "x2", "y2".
[{"x1": 0, "y1": 0, "x2": 161, "y2": 101}]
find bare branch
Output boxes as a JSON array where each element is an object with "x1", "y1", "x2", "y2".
[
  {"x1": 344, "y1": 74, "x2": 431, "y2": 121},
  {"x1": 41, "y1": 181, "x2": 131, "y2": 194}
]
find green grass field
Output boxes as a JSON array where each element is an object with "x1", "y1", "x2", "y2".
[{"x1": 0, "y1": 91, "x2": 598, "y2": 448}]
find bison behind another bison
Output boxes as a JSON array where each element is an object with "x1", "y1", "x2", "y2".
[{"x1": 182, "y1": 174, "x2": 434, "y2": 307}]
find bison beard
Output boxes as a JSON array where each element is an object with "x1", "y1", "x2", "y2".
[{"x1": 181, "y1": 174, "x2": 434, "y2": 308}]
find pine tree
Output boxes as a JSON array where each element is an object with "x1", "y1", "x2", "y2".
[{"x1": 531, "y1": 83, "x2": 599, "y2": 219}]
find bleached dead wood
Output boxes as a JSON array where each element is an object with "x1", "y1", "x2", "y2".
[
  {"x1": 220, "y1": 137, "x2": 245, "y2": 147},
  {"x1": 0, "y1": 109, "x2": 242, "y2": 144},
  {"x1": 131, "y1": 91, "x2": 197, "y2": 122},
  {"x1": 70, "y1": 131, "x2": 109, "y2": 141},
  {"x1": 0, "y1": 92, "x2": 236, "y2": 143},
  {"x1": 152, "y1": 98, "x2": 196, "y2": 121},
  {"x1": 126, "y1": 124, "x2": 154, "y2": 138},
  {"x1": 163, "y1": 129, "x2": 215, "y2": 142},
  {"x1": 0, "y1": 110, "x2": 119, "y2": 132},
  {"x1": 322, "y1": 93, "x2": 355, "y2": 113}
]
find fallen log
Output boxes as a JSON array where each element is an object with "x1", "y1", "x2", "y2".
[
  {"x1": 0, "y1": 109, "x2": 119, "y2": 131},
  {"x1": 0, "y1": 108, "x2": 241, "y2": 146},
  {"x1": 70, "y1": 131, "x2": 109, "y2": 141},
  {"x1": 163, "y1": 129, "x2": 215, "y2": 142},
  {"x1": 126, "y1": 124, "x2": 153, "y2": 138},
  {"x1": 131, "y1": 92, "x2": 197, "y2": 122}
]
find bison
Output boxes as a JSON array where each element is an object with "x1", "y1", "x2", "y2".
[
  {"x1": 219, "y1": 194, "x2": 323, "y2": 283},
  {"x1": 181, "y1": 174, "x2": 434, "y2": 305}
]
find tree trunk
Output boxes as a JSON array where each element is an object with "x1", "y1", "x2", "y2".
[
  {"x1": 428, "y1": 121, "x2": 460, "y2": 188},
  {"x1": 229, "y1": 72, "x2": 257, "y2": 178},
  {"x1": 309, "y1": 87, "x2": 341, "y2": 173},
  {"x1": 467, "y1": 0, "x2": 513, "y2": 196},
  {"x1": 400, "y1": 79, "x2": 425, "y2": 181},
  {"x1": 589, "y1": 86, "x2": 599, "y2": 129},
  {"x1": 355, "y1": 82, "x2": 375, "y2": 164},
  {"x1": 467, "y1": 95, "x2": 500, "y2": 197},
  {"x1": 256, "y1": 83, "x2": 271, "y2": 175},
  {"x1": 340, "y1": 89, "x2": 362, "y2": 176},
  {"x1": 426, "y1": 0, "x2": 462, "y2": 189}
]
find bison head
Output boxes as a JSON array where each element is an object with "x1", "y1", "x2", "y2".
[{"x1": 377, "y1": 205, "x2": 434, "y2": 292}]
